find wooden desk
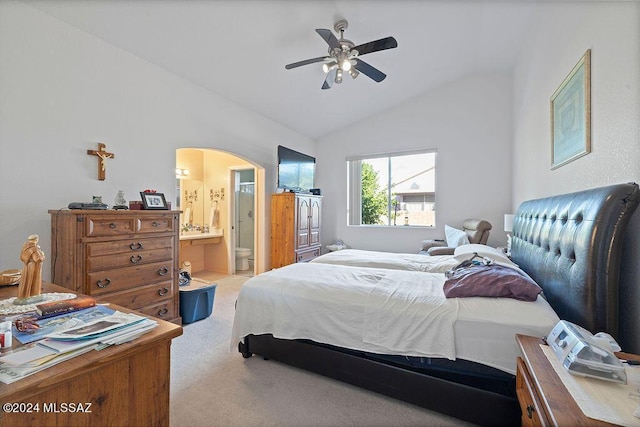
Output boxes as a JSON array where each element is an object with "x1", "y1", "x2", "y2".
[
  {"x1": 516, "y1": 334, "x2": 640, "y2": 427},
  {"x1": 0, "y1": 282, "x2": 182, "y2": 427}
]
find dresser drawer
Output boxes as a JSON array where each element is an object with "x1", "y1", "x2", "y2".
[
  {"x1": 87, "y1": 237, "x2": 173, "y2": 257},
  {"x1": 87, "y1": 247, "x2": 173, "y2": 272},
  {"x1": 85, "y1": 216, "x2": 136, "y2": 236},
  {"x1": 104, "y1": 280, "x2": 174, "y2": 310},
  {"x1": 137, "y1": 216, "x2": 176, "y2": 233},
  {"x1": 516, "y1": 357, "x2": 549, "y2": 427},
  {"x1": 137, "y1": 299, "x2": 177, "y2": 321},
  {"x1": 296, "y1": 247, "x2": 320, "y2": 263},
  {"x1": 87, "y1": 262, "x2": 174, "y2": 296}
]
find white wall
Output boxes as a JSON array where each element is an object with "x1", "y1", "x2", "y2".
[
  {"x1": 512, "y1": 2, "x2": 640, "y2": 350},
  {"x1": 316, "y1": 73, "x2": 513, "y2": 253},
  {"x1": 0, "y1": 2, "x2": 315, "y2": 279},
  {"x1": 5, "y1": 0, "x2": 639, "y2": 350}
]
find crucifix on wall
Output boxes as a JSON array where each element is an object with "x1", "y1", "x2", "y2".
[{"x1": 87, "y1": 143, "x2": 114, "y2": 180}]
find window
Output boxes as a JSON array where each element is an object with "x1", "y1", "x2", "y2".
[{"x1": 347, "y1": 150, "x2": 436, "y2": 227}]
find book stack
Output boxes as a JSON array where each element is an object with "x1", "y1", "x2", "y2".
[
  {"x1": 0, "y1": 306, "x2": 158, "y2": 384},
  {"x1": 35, "y1": 296, "x2": 96, "y2": 317}
]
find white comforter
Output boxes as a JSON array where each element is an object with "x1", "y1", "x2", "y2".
[
  {"x1": 310, "y1": 249, "x2": 459, "y2": 273},
  {"x1": 231, "y1": 262, "x2": 560, "y2": 374}
]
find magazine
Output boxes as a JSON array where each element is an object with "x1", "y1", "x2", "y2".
[
  {"x1": 0, "y1": 345, "x2": 96, "y2": 384},
  {"x1": 45, "y1": 311, "x2": 146, "y2": 341},
  {"x1": 0, "y1": 310, "x2": 158, "y2": 384},
  {"x1": 39, "y1": 318, "x2": 157, "y2": 353},
  {"x1": 13, "y1": 305, "x2": 116, "y2": 345}
]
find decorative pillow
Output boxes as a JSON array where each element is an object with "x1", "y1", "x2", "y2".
[
  {"x1": 445, "y1": 225, "x2": 469, "y2": 248},
  {"x1": 443, "y1": 264, "x2": 542, "y2": 301},
  {"x1": 454, "y1": 244, "x2": 517, "y2": 267}
]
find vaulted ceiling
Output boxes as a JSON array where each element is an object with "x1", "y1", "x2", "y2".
[{"x1": 26, "y1": 0, "x2": 538, "y2": 140}]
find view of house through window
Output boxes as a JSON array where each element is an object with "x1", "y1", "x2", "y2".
[{"x1": 347, "y1": 150, "x2": 436, "y2": 227}]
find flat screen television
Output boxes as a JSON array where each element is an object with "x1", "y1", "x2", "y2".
[{"x1": 277, "y1": 145, "x2": 315, "y2": 192}]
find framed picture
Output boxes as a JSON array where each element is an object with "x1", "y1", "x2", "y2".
[
  {"x1": 140, "y1": 192, "x2": 168, "y2": 210},
  {"x1": 551, "y1": 49, "x2": 591, "y2": 169}
]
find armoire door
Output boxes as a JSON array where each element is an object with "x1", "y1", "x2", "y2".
[{"x1": 296, "y1": 196, "x2": 311, "y2": 249}]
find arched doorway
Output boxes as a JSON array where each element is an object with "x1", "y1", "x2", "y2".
[{"x1": 176, "y1": 148, "x2": 265, "y2": 279}]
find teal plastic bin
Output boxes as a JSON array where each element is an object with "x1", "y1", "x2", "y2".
[{"x1": 179, "y1": 279, "x2": 217, "y2": 324}]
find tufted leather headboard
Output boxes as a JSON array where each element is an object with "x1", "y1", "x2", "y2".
[{"x1": 510, "y1": 183, "x2": 639, "y2": 337}]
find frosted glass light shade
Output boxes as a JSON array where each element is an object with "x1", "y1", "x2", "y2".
[{"x1": 504, "y1": 214, "x2": 514, "y2": 233}]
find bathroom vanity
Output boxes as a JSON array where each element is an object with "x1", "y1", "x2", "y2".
[{"x1": 179, "y1": 229, "x2": 226, "y2": 275}]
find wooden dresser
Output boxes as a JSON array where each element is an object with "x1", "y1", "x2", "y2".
[
  {"x1": 0, "y1": 282, "x2": 182, "y2": 427},
  {"x1": 49, "y1": 209, "x2": 181, "y2": 324},
  {"x1": 270, "y1": 192, "x2": 322, "y2": 268}
]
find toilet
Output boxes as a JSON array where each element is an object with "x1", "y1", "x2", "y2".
[{"x1": 235, "y1": 247, "x2": 251, "y2": 271}]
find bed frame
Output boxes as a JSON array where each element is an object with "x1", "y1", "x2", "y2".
[{"x1": 238, "y1": 182, "x2": 640, "y2": 426}]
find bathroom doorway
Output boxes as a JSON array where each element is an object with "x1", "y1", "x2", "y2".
[
  {"x1": 230, "y1": 166, "x2": 256, "y2": 276},
  {"x1": 176, "y1": 148, "x2": 264, "y2": 280}
]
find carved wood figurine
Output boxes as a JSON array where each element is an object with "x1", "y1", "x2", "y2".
[
  {"x1": 87, "y1": 142, "x2": 114, "y2": 180},
  {"x1": 16, "y1": 234, "x2": 45, "y2": 301}
]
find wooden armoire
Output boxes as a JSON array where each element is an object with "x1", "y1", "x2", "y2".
[{"x1": 270, "y1": 192, "x2": 322, "y2": 268}]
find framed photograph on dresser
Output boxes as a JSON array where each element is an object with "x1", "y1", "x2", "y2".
[
  {"x1": 140, "y1": 192, "x2": 168, "y2": 210},
  {"x1": 551, "y1": 49, "x2": 591, "y2": 169}
]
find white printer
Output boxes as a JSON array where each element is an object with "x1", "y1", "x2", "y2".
[{"x1": 547, "y1": 320, "x2": 627, "y2": 384}]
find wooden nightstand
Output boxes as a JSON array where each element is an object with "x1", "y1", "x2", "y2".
[{"x1": 515, "y1": 334, "x2": 639, "y2": 426}]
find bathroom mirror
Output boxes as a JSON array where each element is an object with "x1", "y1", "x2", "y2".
[{"x1": 178, "y1": 178, "x2": 204, "y2": 228}]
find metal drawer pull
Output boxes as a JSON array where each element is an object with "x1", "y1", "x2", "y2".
[
  {"x1": 129, "y1": 242, "x2": 143, "y2": 251},
  {"x1": 152, "y1": 221, "x2": 160, "y2": 227},
  {"x1": 109, "y1": 223, "x2": 117, "y2": 229},
  {"x1": 96, "y1": 278, "x2": 111, "y2": 288},
  {"x1": 158, "y1": 287, "x2": 169, "y2": 296},
  {"x1": 158, "y1": 267, "x2": 169, "y2": 276},
  {"x1": 157, "y1": 307, "x2": 169, "y2": 317},
  {"x1": 130, "y1": 255, "x2": 143, "y2": 264},
  {"x1": 526, "y1": 404, "x2": 534, "y2": 419}
]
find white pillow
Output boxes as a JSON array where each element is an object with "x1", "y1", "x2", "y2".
[
  {"x1": 445, "y1": 225, "x2": 469, "y2": 248},
  {"x1": 454, "y1": 244, "x2": 518, "y2": 267}
]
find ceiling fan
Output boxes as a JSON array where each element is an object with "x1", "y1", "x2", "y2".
[{"x1": 285, "y1": 19, "x2": 398, "y2": 90}]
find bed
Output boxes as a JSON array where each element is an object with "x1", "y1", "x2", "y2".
[
  {"x1": 231, "y1": 261, "x2": 558, "y2": 375},
  {"x1": 308, "y1": 248, "x2": 459, "y2": 273},
  {"x1": 233, "y1": 182, "x2": 640, "y2": 426},
  {"x1": 309, "y1": 244, "x2": 515, "y2": 273}
]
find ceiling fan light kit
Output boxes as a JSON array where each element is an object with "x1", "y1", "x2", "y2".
[{"x1": 285, "y1": 19, "x2": 398, "y2": 90}]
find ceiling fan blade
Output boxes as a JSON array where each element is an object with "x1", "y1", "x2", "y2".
[
  {"x1": 353, "y1": 36, "x2": 398, "y2": 56},
  {"x1": 285, "y1": 56, "x2": 328, "y2": 70},
  {"x1": 322, "y1": 68, "x2": 337, "y2": 90},
  {"x1": 316, "y1": 28, "x2": 341, "y2": 50},
  {"x1": 354, "y1": 59, "x2": 386, "y2": 82}
]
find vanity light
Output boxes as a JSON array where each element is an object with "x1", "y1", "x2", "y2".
[{"x1": 176, "y1": 168, "x2": 190, "y2": 177}]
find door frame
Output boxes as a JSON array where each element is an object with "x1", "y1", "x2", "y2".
[{"x1": 227, "y1": 164, "x2": 264, "y2": 275}]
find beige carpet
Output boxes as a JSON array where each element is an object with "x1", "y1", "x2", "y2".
[{"x1": 170, "y1": 275, "x2": 473, "y2": 427}]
